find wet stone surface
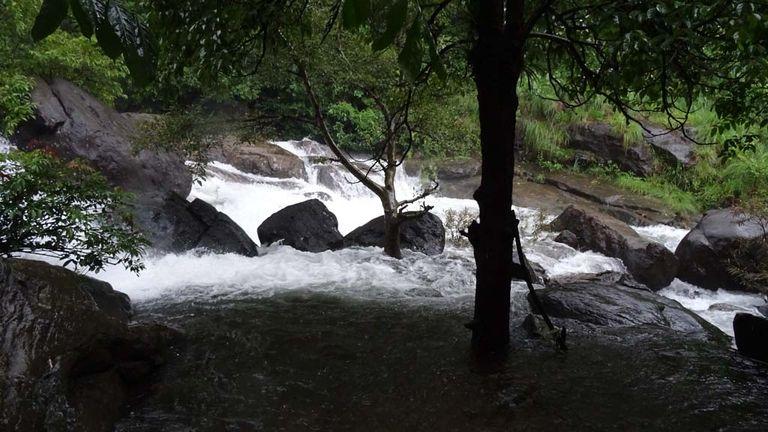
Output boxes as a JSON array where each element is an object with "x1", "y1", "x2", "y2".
[{"x1": 117, "y1": 292, "x2": 768, "y2": 432}]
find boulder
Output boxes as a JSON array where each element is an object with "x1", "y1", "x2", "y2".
[
  {"x1": 435, "y1": 158, "x2": 481, "y2": 180},
  {"x1": 643, "y1": 125, "x2": 697, "y2": 167},
  {"x1": 12, "y1": 78, "x2": 196, "y2": 251},
  {"x1": 758, "y1": 304, "x2": 768, "y2": 318},
  {"x1": 342, "y1": 212, "x2": 445, "y2": 256},
  {"x1": 529, "y1": 272, "x2": 724, "y2": 340},
  {"x1": 566, "y1": 122, "x2": 655, "y2": 177},
  {"x1": 675, "y1": 209, "x2": 765, "y2": 291},
  {"x1": 258, "y1": 199, "x2": 343, "y2": 252},
  {"x1": 550, "y1": 205, "x2": 678, "y2": 290},
  {"x1": 554, "y1": 230, "x2": 580, "y2": 249},
  {"x1": 733, "y1": 313, "x2": 768, "y2": 363},
  {"x1": 211, "y1": 137, "x2": 307, "y2": 180},
  {"x1": 150, "y1": 194, "x2": 258, "y2": 256},
  {"x1": 0, "y1": 258, "x2": 179, "y2": 432}
]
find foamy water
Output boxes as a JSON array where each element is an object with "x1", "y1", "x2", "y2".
[{"x1": 13, "y1": 138, "x2": 763, "y2": 336}]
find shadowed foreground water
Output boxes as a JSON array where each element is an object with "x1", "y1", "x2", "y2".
[{"x1": 117, "y1": 292, "x2": 768, "y2": 432}]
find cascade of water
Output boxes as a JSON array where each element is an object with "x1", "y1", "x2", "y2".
[{"x1": 70, "y1": 138, "x2": 764, "y2": 335}]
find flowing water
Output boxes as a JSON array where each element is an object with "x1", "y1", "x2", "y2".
[
  {"x1": 7, "y1": 139, "x2": 768, "y2": 429},
  {"x1": 92, "y1": 140, "x2": 765, "y2": 336}
]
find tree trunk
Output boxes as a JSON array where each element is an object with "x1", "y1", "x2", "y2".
[
  {"x1": 468, "y1": 0, "x2": 524, "y2": 354},
  {"x1": 383, "y1": 210, "x2": 403, "y2": 259}
]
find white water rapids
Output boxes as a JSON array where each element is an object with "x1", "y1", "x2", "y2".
[{"x1": 6, "y1": 138, "x2": 764, "y2": 336}]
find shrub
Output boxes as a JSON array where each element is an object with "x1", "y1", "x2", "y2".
[{"x1": 0, "y1": 150, "x2": 147, "y2": 273}]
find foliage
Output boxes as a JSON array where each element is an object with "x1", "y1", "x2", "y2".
[
  {"x1": 0, "y1": 150, "x2": 147, "y2": 273},
  {"x1": 727, "y1": 198, "x2": 768, "y2": 295},
  {"x1": 28, "y1": 0, "x2": 155, "y2": 84},
  {"x1": 0, "y1": 0, "x2": 127, "y2": 134},
  {"x1": 443, "y1": 207, "x2": 477, "y2": 248},
  {"x1": 131, "y1": 109, "x2": 221, "y2": 179}
]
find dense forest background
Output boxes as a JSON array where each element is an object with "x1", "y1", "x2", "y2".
[{"x1": 4, "y1": 0, "x2": 767, "y2": 220}]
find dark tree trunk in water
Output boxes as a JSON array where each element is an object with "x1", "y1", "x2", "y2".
[
  {"x1": 383, "y1": 210, "x2": 403, "y2": 259},
  {"x1": 467, "y1": 0, "x2": 524, "y2": 354}
]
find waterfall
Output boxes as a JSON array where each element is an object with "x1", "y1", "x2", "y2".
[{"x1": 77, "y1": 139, "x2": 764, "y2": 336}]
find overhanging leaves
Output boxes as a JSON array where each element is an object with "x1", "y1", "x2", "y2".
[
  {"x1": 31, "y1": 0, "x2": 69, "y2": 41},
  {"x1": 372, "y1": 0, "x2": 408, "y2": 51},
  {"x1": 342, "y1": 0, "x2": 371, "y2": 30}
]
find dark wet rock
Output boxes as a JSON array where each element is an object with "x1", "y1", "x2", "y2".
[
  {"x1": 675, "y1": 209, "x2": 765, "y2": 292},
  {"x1": 733, "y1": 313, "x2": 768, "y2": 363},
  {"x1": 258, "y1": 199, "x2": 343, "y2": 252},
  {"x1": 341, "y1": 212, "x2": 445, "y2": 255},
  {"x1": 554, "y1": 230, "x2": 580, "y2": 249},
  {"x1": 550, "y1": 205, "x2": 678, "y2": 290},
  {"x1": 151, "y1": 194, "x2": 258, "y2": 256},
  {"x1": 12, "y1": 78, "x2": 194, "y2": 250},
  {"x1": 758, "y1": 304, "x2": 768, "y2": 318},
  {"x1": 643, "y1": 125, "x2": 697, "y2": 167},
  {"x1": 566, "y1": 122, "x2": 656, "y2": 177},
  {"x1": 210, "y1": 137, "x2": 307, "y2": 180},
  {"x1": 0, "y1": 258, "x2": 179, "y2": 432},
  {"x1": 435, "y1": 158, "x2": 481, "y2": 180},
  {"x1": 530, "y1": 272, "x2": 725, "y2": 340},
  {"x1": 514, "y1": 255, "x2": 545, "y2": 285}
]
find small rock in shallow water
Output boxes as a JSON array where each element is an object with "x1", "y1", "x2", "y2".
[{"x1": 708, "y1": 303, "x2": 751, "y2": 313}]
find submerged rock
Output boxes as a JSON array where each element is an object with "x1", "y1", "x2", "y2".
[
  {"x1": 12, "y1": 78, "x2": 194, "y2": 250},
  {"x1": 258, "y1": 199, "x2": 343, "y2": 252},
  {"x1": 733, "y1": 313, "x2": 768, "y2": 363},
  {"x1": 530, "y1": 272, "x2": 724, "y2": 340},
  {"x1": 341, "y1": 212, "x2": 445, "y2": 255},
  {"x1": 550, "y1": 205, "x2": 678, "y2": 290},
  {"x1": 151, "y1": 194, "x2": 259, "y2": 256},
  {"x1": 566, "y1": 122, "x2": 655, "y2": 177},
  {"x1": 675, "y1": 208, "x2": 765, "y2": 292},
  {"x1": 0, "y1": 258, "x2": 179, "y2": 432}
]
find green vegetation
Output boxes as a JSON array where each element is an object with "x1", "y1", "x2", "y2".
[
  {"x1": 0, "y1": 0, "x2": 128, "y2": 134},
  {"x1": 0, "y1": 150, "x2": 147, "y2": 273}
]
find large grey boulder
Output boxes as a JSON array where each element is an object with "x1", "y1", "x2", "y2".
[
  {"x1": 566, "y1": 122, "x2": 655, "y2": 177},
  {"x1": 14, "y1": 78, "x2": 191, "y2": 205},
  {"x1": 12, "y1": 78, "x2": 194, "y2": 250},
  {"x1": 530, "y1": 272, "x2": 724, "y2": 340},
  {"x1": 0, "y1": 258, "x2": 179, "y2": 432},
  {"x1": 550, "y1": 205, "x2": 678, "y2": 290},
  {"x1": 210, "y1": 137, "x2": 307, "y2": 180},
  {"x1": 643, "y1": 125, "x2": 697, "y2": 167},
  {"x1": 675, "y1": 208, "x2": 765, "y2": 291},
  {"x1": 342, "y1": 212, "x2": 445, "y2": 256},
  {"x1": 258, "y1": 199, "x2": 343, "y2": 252}
]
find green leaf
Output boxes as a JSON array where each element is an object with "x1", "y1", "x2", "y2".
[
  {"x1": 398, "y1": 21, "x2": 423, "y2": 80},
  {"x1": 342, "y1": 0, "x2": 371, "y2": 30},
  {"x1": 372, "y1": 0, "x2": 409, "y2": 51},
  {"x1": 31, "y1": 0, "x2": 69, "y2": 41},
  {"x1": 69, "y1": 0, "x2": 109, "y2": 38},
  {"x1": 105, "y1": 3, "x2": 156, "y2": 84}
]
